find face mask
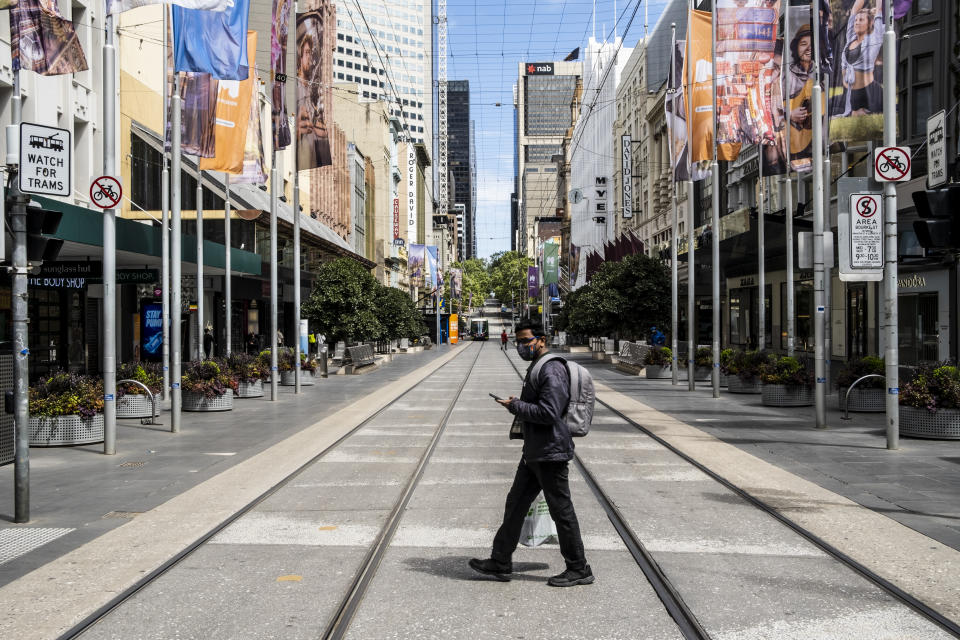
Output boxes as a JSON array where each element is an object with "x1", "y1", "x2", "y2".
[{"x1": 517, "y1": 341, "x2": 537, "y2": 361}]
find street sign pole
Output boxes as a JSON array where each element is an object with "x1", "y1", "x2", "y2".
[
  {"x1": 161, "y1": 5, "x2": 170, "y2": 402},
  {"x1": 103, "y1": 12, "x2": 118, "y2": 455},
  {"x1": 710, "y1": 6, "x2": 720, "y2": 399},
  {"x1": 670, "y1": 22, "x2": 679, "y2": 387},
  {"x1": 293, "y1": 25, "x2": 301, "y2": 393},
  {"x1": 196, "y1": 172, "x2": 204, "y2": 360},
  {"x1": 270, "y1": 149, "x2": 278, "y2": 402},
  {"x1": 225, "y1": 173, "x2": 232, "y2": 356},
  {"x1": 882, "y1": 0, "x2": 899, "y2": 450},
  {"x1": 171, "y1": 71, "x2": 183, "y2": 434},
  {"x1": 685, "y1": 22, "x2": 695, "y2": 393},
  {"x1": 782, "y1": 3, "x2": 795, "y2": 358}
]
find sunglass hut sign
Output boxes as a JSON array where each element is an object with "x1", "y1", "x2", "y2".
[{"x1": 526, "y1": 63, "x2": 554, "y2": 76}]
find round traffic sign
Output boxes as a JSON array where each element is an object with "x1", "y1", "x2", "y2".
[
  {"x1": 874, "y1": 147, "x2": 911, "y2": 182},
  {"x1": 853, "y1": 193, "x2": 879, "y2": 219},
  {"x1": 90, "y1": 175, "x2": 123, "y2": 209}
]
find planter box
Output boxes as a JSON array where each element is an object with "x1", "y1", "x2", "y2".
[
  {"x1": 839, "y1": 386, "x2": 884, "y2": 413},
  {"x1": 301, "y1": 371, "x2": 316, "y2": 386},
  {"x1": 899, "y1": 405, "x2": 960, "y2": 440},
  {"x1": 720, "y1": 374, "x2": 729, "y2": 388},
  {"x1": 236, "y1": 380, "x2": 264, "y2": 398},
  {"x1": 280, "y1": 370, "x2": 316, "y2": 386},
  {"x1": 29, "y1": 414, "x2": 104, "y2": 446},
  {"x1": 644, "y1": 365, "x2": 672, "y2": 379},
  {"x1": 182, "y1": 391, "x2": 234, "y2": 412},
  {"x1": 762, "y1": 384, "x2": 814, "y2": 407},
  {"x1": 280, "y1": 370, "x2": 296, "y2": 386},
  {"x1": 694, "y1": 366, "x2": 712, "y2": 381},
  {"x1": 116, "y1": 393, "x2": 158, "y2": 419},
  {"x1": 727, "y1": 377, "x2": 762, "y2": 394}
]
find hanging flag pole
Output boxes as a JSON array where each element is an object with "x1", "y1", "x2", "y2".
[
  {"x1": 881, "y1": 0, "x2": 899, "y2": 449},
  {"x1": 225, "y1": 172, "x2": 232, "y2": 355},
  {"x1": 758, "y1": 149, "x2": 765, "y2": 352},
  {"x1": 161, "y1": 5, "x2": 171, "y2": 402},
  {"x1": 270, "y1": 145, "x2": 279, "y2": 400},
  {"x1": 811, "y1": 0, "x2": 827, "y2": 429},
  {"x1": 103, "y1": 10, "x2": 118, "y2": 454},
  {"x1": 171, "y1": 72, "x2": 183, "y2": 433},
  {"x1": 710, "y1": 2, "x2": 720, "y2": 399},
  {"x1": 670, "y1": 22, "x2": 679, "y2": 387},
  {"x1": 196, "y1": 171, "x2": 204, "y2": 360},
  {"x1": 686, "y1": 3, "x2": 695, "y2": 392},
  {"x1": 293, "y1": 2, "x2": 302, "y2": 394},
  {"x1": 783, "y1": 3, "x2": 794, "y2": 358}
]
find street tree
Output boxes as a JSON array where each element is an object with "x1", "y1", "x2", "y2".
[
  {"x1": 302, "y1": 258, "x2": 382, "y2": 344},
  {"x1": 375, "y1": 285, "x2": 427, "y2": 340},
  {"x1": 488, "y1": 251, "x2": 534, "y2": 307}
]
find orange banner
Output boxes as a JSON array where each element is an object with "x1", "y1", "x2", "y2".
[
  {"x1": 684, "y1": 10, "x2": 714, "y2": 165},
  {"x1": 199, "y1": 31, "x2": 257, "y2": 173}
]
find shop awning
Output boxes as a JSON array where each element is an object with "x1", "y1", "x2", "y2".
[{"x1": 33, "y1": 195, "x2": 262, "y2": 276}]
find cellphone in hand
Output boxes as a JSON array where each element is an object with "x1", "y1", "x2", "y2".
[{"x1": 489, "y1": 393, "x2": 504, "y2": 402}]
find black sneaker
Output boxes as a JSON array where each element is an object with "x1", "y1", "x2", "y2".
[
  {"x1": 547, "y1": 565, "x2": 595, "y2": 587},
  {"x1": 468, "y1": 557, "x2": 512, "y2": 581}
]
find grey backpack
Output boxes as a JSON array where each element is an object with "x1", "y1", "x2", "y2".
[{"x1": 528, "y1": 353, "x2": 595, "y2": 437}]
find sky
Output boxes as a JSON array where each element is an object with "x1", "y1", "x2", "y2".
[{"x1": 443, "y1": 0, "x2": 669, "y2": 259}]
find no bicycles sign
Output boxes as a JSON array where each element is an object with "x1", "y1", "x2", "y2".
[
  {"x1": 90, "y1": 175, "x2": 122, "y2": 209},
  {"x1": 874, "y1": 147, "x2": 911, "y2": 182}
]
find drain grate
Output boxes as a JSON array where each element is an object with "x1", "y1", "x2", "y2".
[
  {"x1": 118, "y1": 461, "x2": 146, "y2": 468},
  {"x1": 102, "y1": 511, "x2": 142, "y2": 519},
  {"x1": 0, "y1": 527, "x2": 75, "y2": 567}
]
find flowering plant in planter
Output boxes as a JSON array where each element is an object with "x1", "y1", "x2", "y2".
[
  {"x1": 900, "y1": 365, "x2": 960, "y2": 413},
  {"x1": 29, "y1": 372, "x2": 104, "y2": 419},
  {"x1": 226, "y1": 352, "x2": 270, "y2": 383},
  {"x1": 695, "y1": 347, "x2": 713, "y2": 368},
  {"x1": 300, "y1": 353, "x2": 318, "y2": 373},
  {"x1": 644, "y1": 346, "x2": 672, "y2": 367},
  {"x1": 719, "y1": 348, "x2": 736, "y2": 375},
  {"x1": 728, "y1": 350, "x2": 767, "y2": 381},
  {"x1": 759, "y1": 355, "x2": 814, "y2": 387},
  {"x1": 182, "y1": 360, "x2": 237, "y2": 398},
  {"x1": 836, "y1": 356, "x2": 885, "y2": 390},
  {"x1": 117, "y1": 362, "x2": 163, "y2": 397}
]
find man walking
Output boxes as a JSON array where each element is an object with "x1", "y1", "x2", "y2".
[
  {"x1": 500, "y1": 328, "x2": 509, "y2": 351},
  {"x1": 470, "y1": 320, "x2": 593, "y2": 587}
]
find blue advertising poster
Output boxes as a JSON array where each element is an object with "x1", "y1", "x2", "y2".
[{"x1": 141, "y1": 303, "x2": 163, "y2": 360}]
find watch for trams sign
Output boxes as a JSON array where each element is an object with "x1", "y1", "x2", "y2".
[{"x1": 19, "y1": 122, "x2": 71, "y2": 197}]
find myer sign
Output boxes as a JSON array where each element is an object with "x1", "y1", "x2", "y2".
[{"x1": 19, "y1": 122, "x2": 71, "y2": 197}]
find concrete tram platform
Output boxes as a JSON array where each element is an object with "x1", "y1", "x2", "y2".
[{"x1": 2, "y1": 327, "x2": 960, "y2": 638}]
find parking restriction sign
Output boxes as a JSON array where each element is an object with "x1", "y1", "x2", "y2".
[{"x1": 850, "y1": 193, "x2": 882, "y2": 268}]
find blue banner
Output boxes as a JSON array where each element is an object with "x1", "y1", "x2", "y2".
[
  {"x1": 141, "y1": 303, "x2": 163, "y2": 360},
  {"x1": 173, "y1": 0, "x2": 250, "y2": 80}
]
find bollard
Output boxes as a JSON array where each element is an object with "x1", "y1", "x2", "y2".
[{"x1": 319, "y1": 345, "x2": 329, "y2": 378}]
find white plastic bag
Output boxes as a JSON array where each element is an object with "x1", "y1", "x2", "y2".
[{"x1": 519, "y1": 493, "x2": 557, "y2": 547}]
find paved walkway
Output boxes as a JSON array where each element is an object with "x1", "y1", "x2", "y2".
[
  {"x1": 577, "y1": 355, "x2": 960, "y2": 552},
  {"x1": 0, "y1": 348, "x2": 448, "y2": 587}
]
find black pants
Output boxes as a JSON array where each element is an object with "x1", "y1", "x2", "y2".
[{"x1": 492, "y1": 458, "x2": 587, "y2": 570}]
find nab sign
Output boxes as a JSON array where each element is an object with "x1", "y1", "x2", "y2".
[
  {"x1": 525, "y1": 62, "x2": 554, "y2": 75},
  {"x1": 19, "y1": 122, "x2": 71, "y2": 197}
]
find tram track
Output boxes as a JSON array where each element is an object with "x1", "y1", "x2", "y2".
[
  {"x1": 497, "y1": 316, "x2": 960, "y2": 639},
  {"x1": 60, "y1": 341, "x2": 484, "y2": 640}
]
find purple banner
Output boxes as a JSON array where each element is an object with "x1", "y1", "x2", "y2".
[{"x1": 527, "y1": 266, "x2": 540, "y2": 299}]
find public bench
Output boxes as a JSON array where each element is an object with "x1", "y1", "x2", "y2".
[
  {"x1": 342, "y1": 344, "x2": 378, "y2": 375},
  {"x1": 616, "y1": 341, "x2": 649, "y2": 375}
]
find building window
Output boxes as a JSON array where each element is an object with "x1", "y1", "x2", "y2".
[
  {"x1": 912, "y1": 54, "x2": 934, "y2": 136},
  {"x1": 914, "y1": 0, "x2": 932, "y2": 14}
]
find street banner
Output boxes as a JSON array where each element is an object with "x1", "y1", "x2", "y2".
[
  {"x1": 667, "y1": 41, "x2": 709, "y2": 182},
  {"x1": 296, "y1": 1, "x2": 334, "y2": 169},
  {"x1": 231, "y1": 64, "x2": 267, "y2": 184},
  {"x1": 177, "y1": 72, "x2": 219, "y2": 158},
  {"x1": 173, "y1": 0, "x2": 250, "y2": 80},
  {"x1": 569, "y1": 243, "x2": 581, "y2": 287},
  {"x1": 760, "y1": 37, "x2": 788, "y2": 176},
  {"x1": 543, "y1": 242, "x2": 559, "y2": 285},
  {"x1": 685, "y1": 10, "x2": 714, "y2": 167},
  {"x1": 11, "y1": 0, "x2": 89, "y2": 76},
  {"x1": 450, "y1": 269, "x2": 463, "y2": 298},
  {"x1": 785, "y1": 6, "x2": 826, "y2": 173},
  {"x1": 408, "y1": 244, "x2": 425, "y2": 287},
  {"x1": 715, "y1": 0, "x2": 780, "y2": 163},
  {"x1": 527, "y1": 266, "x2": 540, "y2": 299},
  {"x1": 200, "y1": 31, "x2": 257, "y2": 173},
  {"x1": 426, "y1": 246, "x2": 439, "y2": 290},
  {"x1": 826, "y1": 0, "x2": 884, "y2": 142},
  {"x1": 107, "y1": 0, "x2": 229, "y2": 14},
  {"x1": 271, "y1": 0, "x2": 292, "y2": 150}
]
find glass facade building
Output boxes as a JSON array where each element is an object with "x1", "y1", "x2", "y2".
[{"x1": 448, "y1": 80, "x2": 474, "y2": 259}]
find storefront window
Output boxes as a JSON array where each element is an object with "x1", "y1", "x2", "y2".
[
  {"x1": 781, "y1": 279, "x2": 814, "y2": 352},
  {"x1": 899, "y1": 293, "x2": 938, "y2": 365}
]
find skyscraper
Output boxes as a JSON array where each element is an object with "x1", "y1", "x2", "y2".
[
  {"x1": 448, "y1": 80, "x2": 474, "y2": 259},
  {"x1": 333, "y1": 0, "x2": 433, "y2": 147},
  {"x1": 515, "y1": 61, "x2": 582, "y2": 256}
]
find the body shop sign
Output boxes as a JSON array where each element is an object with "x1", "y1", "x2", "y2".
[
  {"x1": 407, "y1": 146, "x2": 417, "y2": 241},
  {"x1": 525, "y1": 62, "x2": 554, "y2": 75}
]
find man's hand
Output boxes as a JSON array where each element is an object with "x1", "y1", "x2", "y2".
[{"x1": 496, "y1": 396, "x2": 516, "y2": 408}]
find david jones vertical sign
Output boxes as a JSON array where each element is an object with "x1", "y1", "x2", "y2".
[{"x1": 621, "y1": 135, "x2": 632, "y2": 219}]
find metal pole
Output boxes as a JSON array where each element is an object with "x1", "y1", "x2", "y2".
[
  {"x1": 225, "y1": 173, "x2": 232, "y2": 355},
  {"x1": 11, "y1": 68, "x2": 29, "y2": 521},
  {"x1": 823, "y1": 155, "x2": 832, "y2": 394},
  {"x1": 710, "y1": 5, "x2": 720, "y2": 399},
  {"x1": 293, "y1": 168, "x2": 301, "y2": 392},
  {"x1": 161, "y1": 6, "x2": 171, "y2": 402},
  {"x1": 783, "y1": 2, "x2": 795, "y2": 359},
  {"x1": 171, "y1": 72, "x2": 183, "y2": 433},
  {"x1": 270, "y1": 150, "x2": 279, "y2": 401},
  {"x1": 670, "y1": 22, "x2": 679, "y2": 386},
  {"x1": 103, "y1": 13, "x2": 118, "y2": 454},
  {"x1": 686, "y1": 7, "x2": 695, "y2": 392},
  {"x1": 882, "y1": 0, "x2": 899, "y2": 449},
  {"x1": 811, "y1": 0, "x2": 827, "y2": 429},
  {"x1": 196, "y1": 171, "x2": 204, "y2": 360},
  {"x1": 758, "y1": 153, "x2": 765, "y2": 351}
]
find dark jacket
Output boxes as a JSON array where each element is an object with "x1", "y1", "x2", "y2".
[{"x1": 507, "y1": 353, "x2": 573, "y2": 462}]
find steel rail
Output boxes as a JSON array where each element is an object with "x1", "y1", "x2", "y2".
[{"x1": 60, "y1": 342, "x2": 480, "y2": 640}]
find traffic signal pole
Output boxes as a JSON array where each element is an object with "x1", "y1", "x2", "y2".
[{"x1": 882, "y1": 0, "x2": 899, "y2": 449}]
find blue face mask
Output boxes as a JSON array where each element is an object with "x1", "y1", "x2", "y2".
[{"x1": 517, "y1": 341, "x2": 538, "y2": 361}]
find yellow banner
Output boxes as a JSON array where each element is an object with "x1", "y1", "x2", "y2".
[
  {"x1": 684, "y1": 10, "x2": 714, "y2": 165},
  {"x1": 199, "y1": 31, "x2": 257, "y2": 173}
]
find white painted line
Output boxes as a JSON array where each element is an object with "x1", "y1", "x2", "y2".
[{"x1": 203, "y1": 452, "x2": 237, "y2": 456}]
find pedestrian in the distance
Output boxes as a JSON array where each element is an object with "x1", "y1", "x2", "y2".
[
  {"x1": 203, "y1": 327, "x2": 215, "y2": 360},
  {"x1": 500, "y1": 329, "x2": 508, "y2": 351},
  {"x1": 470, "y1": 319, "x2": 593, "y2": 587}
]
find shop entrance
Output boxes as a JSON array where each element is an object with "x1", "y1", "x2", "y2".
[{"x1": 898, "y1": 292, "x2": 938, "y2": 365}]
